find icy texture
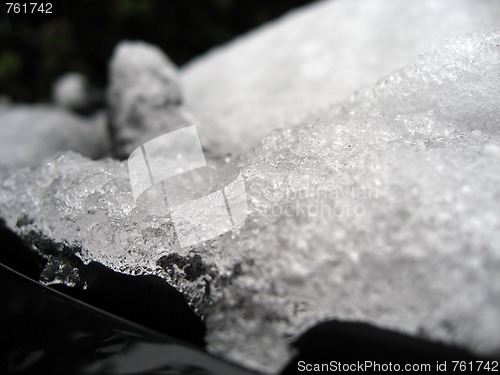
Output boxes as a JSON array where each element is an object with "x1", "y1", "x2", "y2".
[
  {"x1": 1, "y1": 31, "x2": 499, "y2": 373},
  {"x1": 221, "y1": 31, "x2": 500, "y2": 371},
  {"x1": 40, "y1": 255, "x2": 87, "y2": 289},
  {"x1": 108, "y1": 41, "x2": 198, "y2": 159},
  {"x1": 0, "y1": 105, "x2": 109, "y2": 172},
  {"x1": 182, "y1": 0, "x2": 500, "y2": 156}
]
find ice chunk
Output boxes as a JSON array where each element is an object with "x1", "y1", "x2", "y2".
[
  {"x1": 107, "y1": 41, "x2": 200, "y2": 159},
  {"x1": 1, "y1": 30, "x2": 500, "y2": 375},
  {"x1": 40, "y1": 255, "x2": 87, "y2": 289},
  {"x1": 182, "y1": 0, "x2": 500, "y2": 155}
]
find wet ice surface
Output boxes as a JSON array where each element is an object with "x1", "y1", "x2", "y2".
[
  {"x1": 1, "y1": 29, "x2": 500, "y2": 373},
  {"x1": 182, "y1": 0, "x2": 500, "y2": 156}
]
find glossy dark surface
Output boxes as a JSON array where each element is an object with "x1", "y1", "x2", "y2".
[{"x1": 0, "y1": 264, "x2": 259, "y2": 374}]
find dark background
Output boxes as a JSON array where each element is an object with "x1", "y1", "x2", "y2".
[{"x1": 1, "y1": 0, "x2": 314, "y2": 103}]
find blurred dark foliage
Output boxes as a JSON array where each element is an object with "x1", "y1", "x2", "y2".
[{"x1": 0, "y1": 0, "x2": 314, "y2": 103}]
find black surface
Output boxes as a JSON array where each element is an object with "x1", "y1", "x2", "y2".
[
  {"x1": 281, "y1": 320, "x2": 497, "y2": 374},
  {"x1": 0, "y1": 263, "x2": 259, "y2": 375}
]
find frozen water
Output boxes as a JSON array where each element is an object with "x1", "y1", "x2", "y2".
[
  {"x1": 0, "y1": 105, "x2": 110, "y2": 173},
  {"x1": 181, "y1": 0, "x2": 500, "y2": 156},
  {"x1": 1, "y1": 30, "x2": 499, "y2": 373},
  {"x1": 108, "y1": 41, "x2": 199, "y2": 159},
  {"x1": 40, "y1": 255, "x2": 87, "y2": 289},
  {"x1": 220, "y1": 30, "x2": 500, "y2": 371}
]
